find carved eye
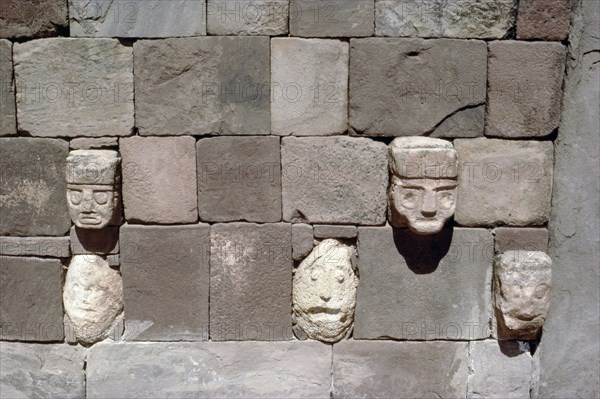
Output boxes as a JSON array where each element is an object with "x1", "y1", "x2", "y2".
[
  {"x1": 94, "y1": 192, "x2": 109, "y2": 205},
  {"x1": 336, "y1": 273, "x2": 345, "y2": 284},
  {"x1": 310, "y1": 269, "x2": 319, "y2": 281},
  {"x1": 534, "y1": 284, "x2": 549, "y2": 299},
  {"x1": 400, "y1": 189, "x2": 420, "y2": 209},
  {"x1": 69, "y1": 191, "x2": 82, "y2": 205},
  {"x1": 437, "y1": 191, "x2": 454, "y2": 209}
]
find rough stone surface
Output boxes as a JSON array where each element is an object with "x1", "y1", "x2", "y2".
[
  {"x1": 0, "y1": 138, "x2": 70, "y2": 236},
  {"x1": 354, "y1": 226, "x2": 492, "y2": 340},
  {"x1": 454, "y1": 138, "x2": 554, "y2": 226},
  {"x1": 468, "y1": 340, "x2": 533, "y2": 399},
  {"x1": 87, "y1": 342, "x2": 331, "y2": 398},
  {"x1": 0, "y1": 39, "x2": 16, "y2": 135},
  {"x1": 211, "y1": 223, "x2": 292, "y2": 341},
  {"x1": 70, "y1": 226, "x2": 119, "y2": 255},
  {"x1": 272, "y1": 38, "x2": 348, "y2": 136},
  {"x1": 495, "y1": 227, "x2": 549, "y2": 254},
  {"x1": 292, "y1": 223, "x2": 313, "y2": 260},
  {"x1": 282, "y1": 137, "x2": 388, "y2": 225},
  {"x1": 313, "y1": 225, "x2": 357, "y2": 239},
  {"x1": 120, "y1": 136, "x2": 198, "y2": 224},
  {"x1": 517, "y1": 0, "x2": 574, "y2": 40},
  {"x1": 69, "y1": 137, "x2": 118, "y2": 150},
  {"x1": 0, "y1": 343, "x2": 86, "y2": 399},
  {"x1": 0, "y1": 237, "x2": 70, "y2": 258},
  {"x1": 120, "y1": 224, "x2": 210, "y2": 341},
  {"x1": 196, "y1": 136, "x2": 281, "y2": 222},
  {"x1": 333, "y1": 341, "x2": 469, "y2": 398},
  {"x1": 70, "y1": 0, "x2": 206, "y2": 37},
  {"x1": 0, "y1": 256, "x2": 64, "y2": 341},
  {"x1": 350, "y1": 38, "x2": 487, "y2": 136},
  {"x1": 134, "y1": 37, "x2": 270, "y2": 136},
  {"x1": 0, "y1": 0, "x2": 68, "y2": 39},
  {"x1": 486, "y1": 41, "x2": 566, "y2": 138},
  {"x1": 14, "y1": 39, "x2": 134, "y2": 137},
  {"x1": 207, "y1": 0, "x2": 289, "y2": 35},
  {"x1": 376, "y1": 0, "x2": 517, "y2": 38},
  {"x1": 290, "y1": 0, "x2": 374, "y2": 37}
]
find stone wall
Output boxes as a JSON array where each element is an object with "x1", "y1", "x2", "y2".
[{"x1": 1, "y1": 0, "x2": 598, "y2": 398}]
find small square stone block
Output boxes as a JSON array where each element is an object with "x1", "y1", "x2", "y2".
[
  {"x1": 290, "y1": 0, "x2": 374, "y2": 37},
  {"x1": 517, "y1": 0, "x2": 574, "y2": 41},
  {"x1": 292, "y1": 223, "x2": 313, "y2": 261},
  {"x1": 494, "y1": 227, "x2": 549, "y2": 254},
  {"x1": 0, "y1": 0, "x2": 68, "y2": 39},
  {"x1": 70, "y1": 226, "x2": 119, "y2": 255},
  {"x1": 0, "y1": 39, "x2": 16, "y2": 135},
  {"x1": 207, "y1": 0, "x2": 289, "y2": 35}
]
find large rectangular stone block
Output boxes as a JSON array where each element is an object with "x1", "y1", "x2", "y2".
[
  {"x1": 120, "y1": 224, "x2": 210, "y2": 341},
  {"x1": 517, "y1": 0, "x2": 574, "y2": 41},
  {"x1": 210, "y1": 223, "x2": 292, "y2": 341},
  {"x1": 281, "y1": 137, "x2": 388, "y2": 225},
  {"x1": 207, "y1": 0, "x2": 289, "y2": 35},
  {"x1": 134, "y1": 37, "x2": 270, "y2": 136},
  {"x1": 0, "y1": 0, "x2": 68, "y2": 39},
  {"x1": 0, "y1": 39, "x2": 16, "y2": 135},
  {"x1": 354, "y1": 226, "x2": 493, "y2": 340},
  {"x1": 14, "y1": 38, "x2": 133, "y2": 137},
  {"x1": 350, "y1": 38, "x2": 487, "y2": 136},
  {"x1": 0, "y1": 237, "x2": 70, "y2": 258},
  {"x1": 290, "y1": 0, "x2": 374, "y2": 37}
]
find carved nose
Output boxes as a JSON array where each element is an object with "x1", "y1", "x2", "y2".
[
  {"x1": 421, "y1": 191, "x2": 437, "y2": 217},
  {"x1": 320, "y1": 292, "x2": 331, "y2": 302}
]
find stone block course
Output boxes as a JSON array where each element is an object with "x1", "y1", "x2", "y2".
[
  {"x1": 0, "y1": 237, "x2": 70, "y2": 258},
  {"x1": 69, "y1": 137, "x2": 118, "y2": 150},
  {"x1": 0, "y1": 39, "x2": 16, "y2": 136},
  {"x1": 494, "y1": 227, "x2": 549, "y2": 253},
  {"x1": 313, "y1": 225, "x2": 357, "y2": 239},
  {"x1": 207, "y1": 0, "x2": 289, "y2": 35},
  {"x1": 517, "y1": 0, "x2": 574, "y2": 41},
  {"x1": 290, "y1": 0, "x2": 374, "y2": 37},
  {"x1": 0, "y1": 0, "x2": 68, "y2": 39}
]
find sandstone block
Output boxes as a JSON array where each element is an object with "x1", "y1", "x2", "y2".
[
  {"x1": 354, "y1": 226, "x2": 493, "y2": 340},
  {"x1": 272, "y1": 38, "x2": 348, "y2": 136},
  {"x1": 292, "y1": 223, "x2": 313, "y2": 260},
  {"x1": 70, "y1": 0, "x2": 206, "y2": 37},
  {"x1": 517, "y1": 0, "x2": 574, "y2": 40},
  {"x1": 0, "y1": 138, "x2": 70, "y2": 236},
  {"x1": 70, "y1": 137, "x2": 118, "y2": 149},
  {"x1": 0, "y1": 0, "x2": 68, "y2": 38},
  {"x1": 313, "y1": 225, "x2": 357, "y2": 239},
  {"x1": 333, "y1": 341, "x2": 469, "y2": 398},
  {"x1": 350, "y1": 38, "x2": 487, "y2": 136},
  {"x1": 290, "y1": 0, "x2": 374, "y2": 37},
  {"x1": 14, "y1": 38, "x2": 133, "y2": 137},
  {"x1": 120, "y1": 136, "x2": 198, "y2": 224},
  {"x1": 70, "y1": 226, "x2": 118, "y2": 255},
  {"x1": 0, "y1": 237, "x2": 70, "y2": 257},
  {"x1": 0, "y1": 256, "x2": 64, "y2": 341},
  {"x1": 120, "y1": 224, "x2": 210, "y2": 341},
  {"x1": 495, "y1": 227, "x2": 549, "y2": 253},
  {"x1": 454, "y1": 138, "x2": 554, "y2": 226},
  {"x1": 0, "y1": 39, "x2": 16, "y2": 135},
  {"x1": 207, "y1": 0, "x2": 289, "y2": 35},
  {"x1": 282, "y1": 137, "x2": 388, "y2": 225},
  {"x1": 134, "y1": 37, "x2": 270, "y2": 136},
  {"x1": 196, "y1": 136, "x2": 281, "y2": 222},
  {"x1": 210, "y1": 223, "x2": 292, "y2": 341},
  {"x1": 486, "y1": 41, "x2": 566, "y2": 138}
]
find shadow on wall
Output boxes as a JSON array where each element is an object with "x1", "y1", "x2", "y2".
[{"x1": 393, "y1": 227, "x2": 453, "y2": 274}]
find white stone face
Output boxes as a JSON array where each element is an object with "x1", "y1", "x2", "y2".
[
  {"x1": 293, "y1": 239, "x2": 358, "y2": 343},
  {"x1": 63, "y1": 255, "x2": 123, "y2": 344}
]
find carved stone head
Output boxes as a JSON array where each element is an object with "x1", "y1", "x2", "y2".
[
  {"x1": 293, "y1": 239, "x2": 358, "y2": 343},
  {"x1": 494, "y1": 250, "x2": 552, "y2": 340},
  {"x1": 389, "y1": 137, "x2": 458, "y2": 235}
]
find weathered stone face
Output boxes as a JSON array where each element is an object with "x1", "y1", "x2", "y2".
[
  {"x1": 495, "y1": 250, "x2": 552, "y2": 340},
  {"x1": 293, "y1": 239, "x2": 358, "y2": 343}
]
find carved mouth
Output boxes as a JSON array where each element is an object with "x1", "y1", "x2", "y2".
[
  {"x1": 308, "y1": 306, "x2": 341, "y2": 315},
  {"x1": 79, "y1": 213, "x2": 101, "y2": 224}
]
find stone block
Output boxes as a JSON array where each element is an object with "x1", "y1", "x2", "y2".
[
  {"x1": 517, "y1": 0, "x2": 574, "y2": 41},
  {"x1": 207, "y1": 0, "x2": 289, "y2": 35},
  {"x1": 0, "y1": 237, "x2": 70, "y2": 257},
  {"x1": 14, "y1": 38, "x2": 133, "y2": 137},
  {"x1": 375, "y1": 0, "x2": 517, "y2": 39},
  {"x1": 290, "y1": 0, "x2": 374, "y2": 37},
  {"x1": 486, "y1": 41, "x2": 566, "y2": 138},
  {"x1": 87, "y1": 341, "x2": 331, "y2": 398},
  {"x1": 107, "y1": 254, "x2": 120, "y2": 267},
  {"x1": 134, "y1": 37, "x2": 270, "y2": 136},
  {"x1": 354, "y1": 226, "x2": 493, "y2": 340},
  {"x1": 271, "y1": 38, "x2": 348, "y2": 136},
  {"x1": 333, "y1": 340, "x2": 469, "y2": 398},
  {"x1": 292, "y1": 223, "x2": 313, "y2": 260},
  {"x1": 196, "y1": 136, "x2": 281, "y2": 222},
  {"x1": 70, "y1": 0, "x2": 206, "y2": 37},
  {"x1": 468, "y1": 340, "x2": 532, "y2": 398},
  {"x1": 0, "y1": 138, "x2": 71, "y2": 236},
  {"x1": 0, "y1": 0, "x2": 68, "y2": 39},
  {"x1": 0, "y1": 256, "x2": 64, "y2": 341},
  {"x1": 0, "y1": 343, "x2": 86, "y2": 398},
  {"x1": 0, "y1": 39, "x2": 16, "y2": 135},
  {"x1": 210, "y1": 223, "x2": 292, "y2": 341},
  {"x1": 350, "y1": 38, "x2": 487, "y2": 136},
  {"x1": 494, "y1": 227, "x2": 549, "y2": 253},
  {"x1": 120, "y1": 136, "x2": 198, "y2": 224},
  {"x1": 120, "y1": 224, "x2": 210, "y2": 341},
  {"x1": 70, "y1": 137, "x2": 118, "y2": 149},
  {"x1": 70, "y1": 226, "x2": 118, "y2": 255},
  {"x1": 282, "y1": 137, "x2": 388, "y2": 225},
  {"x1": 313, "y1": 225, "x2": 357, "y2": 239},
  {"x1": 454, "y1": 138, "x2": 554, "y2": 226}
]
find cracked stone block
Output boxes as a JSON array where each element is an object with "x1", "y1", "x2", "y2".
[
  {"x1": 494, "y1": 227, "x2": 549, "y2": 254},
  {"x1": 196, "y1": 136, "x2": 281, "y2": 223},
  {"x1": 207, "y1": 0, "x2": 289, "y2": 35},
  {"x1": 350, "y1": 38, "x2": 487, "y2": 136},
  {"x1": 0, "y1": 256, "x2": 64, "y2": 341},
  {"x1": 70, "y1": 0, "x2": 206, "y2": 37},
  {"x1": 313, "y1": 225, "x2": 357, "y2": 239},
  {"x1": 134, "y1": 37, "x2": 270, "y2": 136},
  {"x1": 210, "y1": 223, "x2": 292, "y2": 341},
  {"x1": 14, "y1": 38, "x2": 134, "y2": 137},
  {"x1": 0, "y1": 237, "x2": 70, "y2": 257},
  {"x1": 87, "y1": 342, "x2": 331, "y2": 398},
  {"x1": 292, "y1": 223, "x2": 313, "y2": 260},
  {"x1": 282, "y1": 137, "x2": 388, "y2": 225},
  {"x1": 0, "y1": 0, "x2": 68, "y2": 39},
  {"x1": 517, "y1": 0, "x2": 574, "y2": 40},
  {"x1": 486, "y1": 41, "x2": 566, "y2": 138},
  {"x1": 120, "y1": 136, "x2": 198, "y2": 224},
  {"x1": 120, "y1": 224, "x2": 210, "y2": 341},
  {"x1": 0, "y1": 343, "x2": 86, "y2": 398},
  {"x1": 70, "y1": 137, "x2": 118, "y2": 149},
  {"x1": 333, "y1": 340, "x2": 469, "y2": 398},
  {"x1": 0, "y1": 39, "x2": 16, "y2": 136},
  {"x1": 454, "y1": 138, "x2": 554, "y2": 226},
  {"x1": 0, "y1": 138, "x2": 71, "y2": 236},
  {"x1": 290, "y1": 0, "x2": 374, "y2": 37},
  {"x1": 354, "y1": 226, "x2": 493, "y2": 340},
  {"x1": 271, "y1": 38, "x2": 348, "y2": 136},
  {"x1": 375, "y1": 0, "x2": 517, "y2": 39}
]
